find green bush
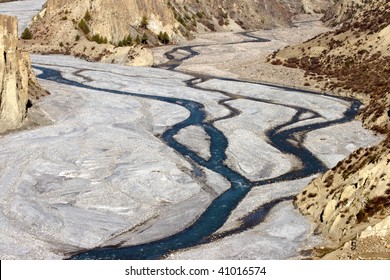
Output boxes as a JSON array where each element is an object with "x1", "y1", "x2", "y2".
[
  {"x1": 21, "y1": 28, "x2": 33, "y2": 40},
  {"x1": 140, "y1": 15, "x2": 148, "y2": 29},
  {"x1": 158, "y1": 31, "x2": 170, "y2": 44},
  {"x1": 91, "y1": 34, "x2": 107, "y2": 44},
  {"x1": 116, "y1": 34, "x2": 133, "y2": 47},
  {"x1": 78, "y1": 19, "x2": 90, "y2": 34},
  {"x1": 141, "y1": 33, "x2": 148, "y2": 44},
  {"x1": 122, "y1": 34, "x2": 133, "y2": 46}
]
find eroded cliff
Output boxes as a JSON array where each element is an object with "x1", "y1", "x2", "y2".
[{"x1": 0, "y1": 14, "x2": 46, "y2": 134}]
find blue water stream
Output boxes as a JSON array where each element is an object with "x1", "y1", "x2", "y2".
[{"x1": 33, "y1": 33, "x2": 360, "y2": 259}]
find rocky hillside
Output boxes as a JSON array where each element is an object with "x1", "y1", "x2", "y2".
[
  {"x1": 295, "y1": 136, "x2": 389, "y2": 258},
  {"x1": 269, "y1": 0, "x2": 389, "y2": 133},
  {"x1": 323, "y1": 0, "x2": 368, "y2": 26},
  {"x1": 0, "y1": 14, "x2": 46, "y2": 134},
  {"x1": 21, "y1": 0, "x2": 330, "y2": 65},
  {"x1": 269, "y1": 0, "x2": 389, "y2": 259}
]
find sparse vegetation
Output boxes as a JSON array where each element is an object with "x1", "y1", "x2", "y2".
[
  {"x1": 78, "y1": 19, "x2": 90, "y2": 34},
  {"x1": 116, "y1": 34, "x2": 133, "y2": 47},
  {"x1": 21, "y1": 28, "x2": 33, "y2": 40},
  {"x1": 158, "y1": 31, "x2": 170, "y2": 44},
  {"x1": 84, "y1": 10, "x2": 92, "y2": 22},
  {"x1": 140, "y1": 15, "x2": 148, "y2": 29},
  {"x1": 91, "y1": 34, "x2": 108, "y2": 44},
  {"x1": 141, "y1": 33, "x2": 148, "y2": 44}
]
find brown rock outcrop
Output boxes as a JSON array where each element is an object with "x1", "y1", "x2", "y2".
[
  {"x1": 0, "y1": 14, "x2": 46, "y2": 134},
  {"x1": 295, "y1": 137, "x2": 390, "y2": 246}
]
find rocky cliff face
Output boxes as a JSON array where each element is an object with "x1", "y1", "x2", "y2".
[
  {"x1": 295, "y1": 137, "x2": 389, "y2": 243},
  {"x1": 0, "y1": 14, "x2": 46, "y2": 134},
  {"x1": 22, "y1": 0, "x2": 330, "y2": 65},
  {"x1": 268, "y1": 0, "x2": 389, "y2": 259}
]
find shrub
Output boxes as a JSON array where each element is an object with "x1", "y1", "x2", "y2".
[
  {"x1": 75, "y1": 34, "x2": 80, "y2": 41},
  {"x1": 140, "y1": 15, "x2": 148, "y2": 29},
  {"x1": 21, "y1": 28, "x2": 33, "y2": 40},
  {"x1": 91, "y1": 34, "x2": 107, "y2": 44},
  {"x1": 141, "y1": 33, "x2": 148, "y2": 44},
  {"x1": 115, "y1": 34, "x2": 133, "y2": 47},
  {"x1": 78, "y1": 19, "x2": 90, "y2": 34},
  {"x1": 158, "y1": 31, "x2": 170, "y2": 44},
  {"x1": 177, "y1": 15, "x2": 185, "y2": 26},
  {"x1": 196, "y1": 12, "x2": 204, "y2": 18},
  {"x1": 122, "y1": 34, "x2": 133, "y2": 46}
]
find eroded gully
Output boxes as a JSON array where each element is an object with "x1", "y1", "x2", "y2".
[{"x1": 33, "y1": 32, "x2": 360, "y2": 259}]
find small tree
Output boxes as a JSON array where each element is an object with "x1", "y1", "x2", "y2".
[
  {"x1": 91, "y1": 34, "x2": 104, "y2": 44},
  {"x1": 21, "y1": 28, "x2": 33, "y2": 40},
  {"x1": 123, "y1": 34, "x2": 133, "y2": 46},
  {"x1": 158, "y1": 31, "x2": 170, "y2": 44},
  {"x1": 140, "y1": 15, "x2": 148, "y2": 29}
]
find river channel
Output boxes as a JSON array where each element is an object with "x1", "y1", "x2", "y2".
[{"x1": 32, "y1": 36, "x2": 360, "y2": 259}]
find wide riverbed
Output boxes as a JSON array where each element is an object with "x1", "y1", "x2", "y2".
[
  {"x1": 0, "y1": 54, "x2": 381, "y2": 259},
  {"x1": 0, "y1": 0, "x2": 383, "y2": 260}
]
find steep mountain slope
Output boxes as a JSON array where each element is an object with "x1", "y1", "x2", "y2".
[
  {"x1": 0, "y1": 14, "x2": 46, "y2": 134},
  {"x1": 269, "y1": 0, "x2": 389, "y2": 259},
  {"x1": 22, "y1": 0, "x2": 329, "y2": 65}
]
